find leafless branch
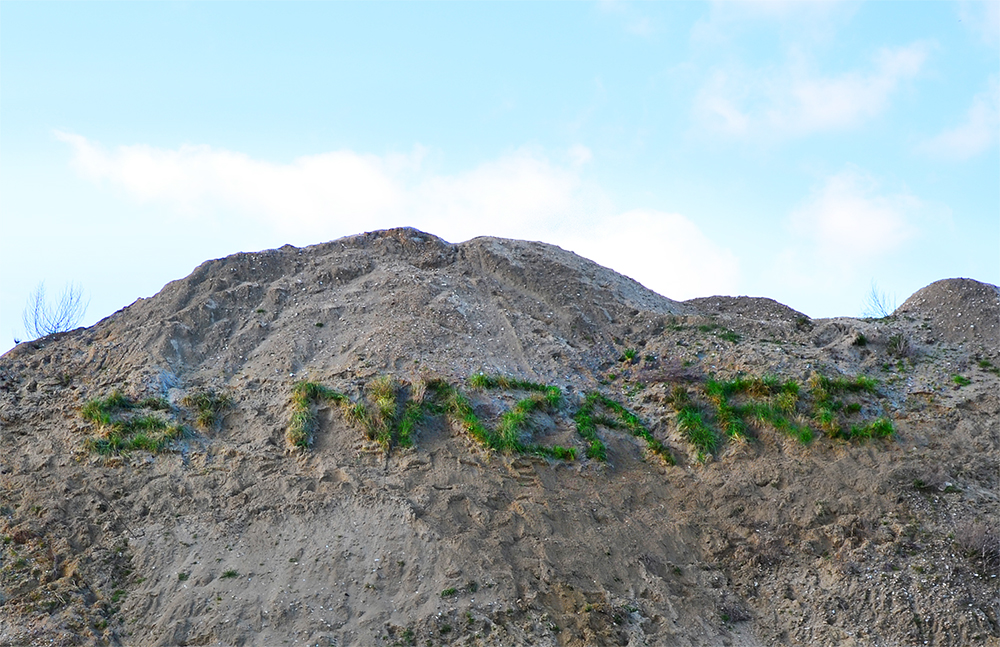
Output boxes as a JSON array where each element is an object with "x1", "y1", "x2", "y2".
[
  {"x1": 862, "y1": 280, "x2": 896, "y2": 319},
  {"x1": 21, "y1": 281, "x2": 89, "y2": 340}
]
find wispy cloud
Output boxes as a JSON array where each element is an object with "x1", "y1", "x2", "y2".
[
  {"x1": 53, "y1": 131, "x2": 410, "y2": 230},
  {"x1": 692, "y1": 1, "x2": 859, "y2": 47},
  {"x1": 598, "y1": 1, "x2": 659, "y2": 38},
  {"x1": 789, "y1": 168, "x2": 922, "y2": 261},
  {"x1": 694, "y1": 42, "x2": 929, "y2": 138},
  {"x1": 562, "y1": 209, "x2": 740, "y2": 301},
  {"x1": 958, "y1": 0, "x2": 1000, "y2": 46},
  {"x1": 55, "y1": 133, "x2": 738, "y2": 300},
  {"x1": 762, "y1": 167, "x2": 950, "y2": 315},
  {"x1": 918, "y1": 78, "x2": 999, "y2": 160}
]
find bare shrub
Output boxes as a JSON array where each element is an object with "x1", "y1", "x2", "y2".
[
  {"x1": 21, "y1": 281, "x2": 88, "y2": 340},
  {"x1": 862, "y1": 280, "x2": 896, "y2": 319},
  {"x1": 745, "y1": 536, "x2": 785, "y2": 569},
  {"x1": 955, "y1": 522, "x2": 1000, "y2": 571},
  {"x1": 634, "y1": 359, "x2": 703, "y2": 384},
  {"x1": 910, "y1": 464, "x2": 949, "y2": 491},
  {"x1": 886, "y1": 333, "x2": 911, "y2": 359}
]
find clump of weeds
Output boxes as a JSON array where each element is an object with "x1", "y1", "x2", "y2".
[
  {"x1": 181, "y1": 389, "x2": 232, "y2": 429},
  {"x1": 670, "y1": 386, "x2": 719, "y2": 461},
  {"x1": 81, "y1": 390, "x2": 185, "y2": 454},
  {"x1": 577, "y1": 391, "x2": 673, "y2": 464},
  {"x1": 286, "y1": 381, "x2": 348, "y2": 450}
]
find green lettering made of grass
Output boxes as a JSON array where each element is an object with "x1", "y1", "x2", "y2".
[
  {"x1": 574, "y1": 392, "x2": 674, "y2": 464},
  {"x1": 287, "y1": 381, "x2": 349, "y2": 449},
  {"x1": 286, "y1": 373, "x2": 660, "y2": 462},
  {"x1": 414, "y1": 375, "x2": 571, "y2": 458},
  {"x1": 80, "y1": 391, "x2": 183, "y2": 454},
  {"x1": 80, "y1": 388, "x2": 232, "y2": 455},
  {"x1": 671, "y1": 372, "x2": 893, "y2": 461},
  {"x1": 288, "y1": 370, "x2": 891, "y2": 465}
]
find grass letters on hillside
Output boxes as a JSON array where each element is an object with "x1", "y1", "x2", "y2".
[
  {"x1": 81, "y1": 391, "x2": 184, "y2": 454},
  {"x1": 80, "y1": 388, "x2": 234, "y2": 455},
  {"x1": 81, "y1": 368, "x2": 893, "y2": 463}
]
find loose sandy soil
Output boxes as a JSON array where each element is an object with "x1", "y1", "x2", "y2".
[{"x1": 1, "y1": 228, "x2": 997, "y2": 646}]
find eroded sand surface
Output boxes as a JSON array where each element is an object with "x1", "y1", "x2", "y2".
[{"x1": 1, "y1": 228, "x2": 997, "y2": 646}]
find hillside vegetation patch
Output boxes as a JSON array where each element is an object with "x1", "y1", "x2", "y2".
[
  {"x1": 285, "y1": 374, "x2": 661, "y2": 461},
  {"x1": 575, "y1": 392, "x2": 674, "y2": 464},
  {"x1": 81, "y1": 391, "x2": 184, "y2": 454},
  {"x1": 287, "y1": 381, "x2": 348, "y2": 450},
  {"x1": 665, "y1": 372, "x2": 893, "y2": 461}
]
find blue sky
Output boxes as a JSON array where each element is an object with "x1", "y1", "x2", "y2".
[{"x1": 2, "y1": 1, "x2": 998, "y2": 353}]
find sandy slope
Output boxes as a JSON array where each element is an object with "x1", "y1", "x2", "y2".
[{"x1": 1, "y1": 228, "x2": 997, "y2": 646}]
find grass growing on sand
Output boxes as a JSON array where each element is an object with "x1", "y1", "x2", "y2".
[
  {"x1": 576, "y1": 392, "x2": 674, "y2": 464},
  {"x1": 705, "y1": 375, "x2": 812, "y2": 444},
  {"x1": 667, "y1": 371, "x2": 892, "y2": 459},
  {"x1": 285, "y1": 373, "x2": 657, "y2": 463},
  {"x1": 807, "y1": 373, "x2": 890, "y2": 440},
  {"x1": 181, "y1": 389, "x2": 232, "y2": 429},
  {"x1": 287, "y1": 381, "x2": 348, "y2": 450},
  {"x1": 285, "y1": 370, "x2": 891, "y2": 463},
  {"x1": 669, "y1": 387, "x2": 719, "y2": 462},
  {"x1": 706, "y1": 372, "x2": 888, "y2": 444},
  {"x1": 347, "y1": 375, "x2": 405, "y2": 451},
  {"x1": 81, "y1": 391, "x2": 184, "y2": 454},
  {"x1": 347, "y1": 375, "x2": 455, "y2": 452},
  {"x1": 468, "y1": 372, "x2": 553, "y2": 393},
  {"x1": 443, "y1": 375, "x2": 574, "y2": 459}
]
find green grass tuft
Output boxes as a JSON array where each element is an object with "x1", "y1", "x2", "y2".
[
  {"x1": 81, "y1": 391, "x2": 186, "y2": 454},
  {"x1": 468, "y1": 373, "x2": 552, "y2": 393},
  {"x1": 181, "y1": 389, "x2": 232, "y2": 428},
  {"x1": 978, "y1": 359, "x2": 1000, "y2": 376},
  {"x1": 286, "y1": 381, "x2": 348, "y2": 450},
  {"x1": 577, "y1": 392, "x2": 673, "y2": 464},
  {"x1": 549, "y1": 445, "x2": 577, "y2": 460},
  {"x1": 676, "y1": 406, "x2": 717, "y2": 461},
  {"x1": 846, "y1": 417, "x2": 894, "y2": 440},
  {"x1": 717, "y1": 330, "x2": 741, "y2": 344},
  {"x1": 427, "y1": 375, "x2": 573, "y2": 459}
]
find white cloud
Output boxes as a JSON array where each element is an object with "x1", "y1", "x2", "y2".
[
  {"x1": 691, "y1": 1, "x2": 859, "y2": 47},
  {"x1": 626, "y1": 17, "x2": 654, "y2": 37},
  {"x1": 696, "y1": 70, "x2": 752, "y2": 135},
  {"x1": 410, "y1": 151, "x2": 582, "y2": 243},
  {"x1": 919, "y1": 79, "x2": 999, "y2": 160},
  {"x1": 53, "y1": 132, "x2": 584, "y2": 243},
  {"x1": 568, "y1": 144, "x2": 593, "y2": 167},
  {"x1": 958, "y1": 0, "x2": 1000, "y2": 46},
  {"x1": 694, "y1": 42, "x2": 929, "y2": 138},
  {"x1": 54, "y1": 133, "x2": 736, "y2": 301},
  {"x1": 53, "y1": 131, "x2": 407, "y2": 231},
  {"x1": 598, "y1": 1, "x2": 658, "y2": 38},
  {"x1": 759, "y1": 168, "x2": 950, "y2": 315},
  {"x1": 789, "y1": 168, "x2": 922, "y2": 262},
  {"x1": 561, "y1": 209, "x2": 740, "y2": 301}
]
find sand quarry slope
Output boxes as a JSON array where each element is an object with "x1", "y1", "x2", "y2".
[{"x1": 1, "y1": 227, "x2": 997, "y2": 647}]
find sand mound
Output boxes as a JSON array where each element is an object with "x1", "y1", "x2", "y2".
[
  {"x1": 1, "y1": 229, "x2": 997, "y2": 647},
  {"x1": 896, "y1": 278, "x2": 1000, "y2": 358},
  {"x1": 2, "y1": 228, "x2": 687, "y2": 392},
  {"x1": 683, "y1": 295, "x2": 809, "y2": 324}
]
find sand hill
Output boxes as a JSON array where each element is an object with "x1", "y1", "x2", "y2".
[{"x1": 1, "y1": 228, "x2": 997, "y2": 646}]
